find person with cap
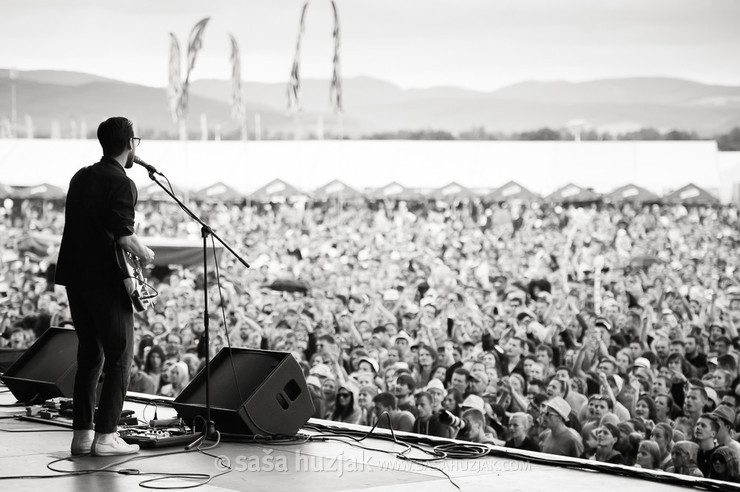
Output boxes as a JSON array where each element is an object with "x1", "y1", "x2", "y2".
[
  {"x1": 712, "y1": 405, "x2": 740, "y2": 462},
  {"x1": 591, "y1": 423, "x2": 625, "y2": 464},
  {"x1": 425, "y1": 378, "x2": 447, "y2": 413},
  {"x1": 538, "y1": 396, "x2": 583, "y2": 457},
  {"x1": 392, "y1": 330, "x2": 413, "y2": 362},
  {"x1": 468, "y1": 371, "x2": 490, "y2": 396},
  {"x1": 357, "y1": 355, "x2": 381, "y2": 382}
]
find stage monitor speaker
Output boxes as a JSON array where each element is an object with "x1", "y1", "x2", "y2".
[
  {"x1": 1, "y1": 326, "x2": 78, "y2": 404},
  {"x1": 172, "y1": 347, "x2": 314, "y2": 435}
]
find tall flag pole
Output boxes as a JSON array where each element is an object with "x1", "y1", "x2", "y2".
[
  {"x1": 329, "y1": 0, "x2": 343, "y2": 138},
  {"x1": 286, "y1": 1, "x2": 343, "y2": 140},
  {"x1": 229, "y1": 33, "x2": 247, "y2": 140},
  {"x1": 287, "y1": 1, "x2": 310, "y2": 116},
  {"x1": 167, "y1": 17, "x2": 210, "y2": 140},
  {"x1": 167, "y1": 33, "x2": 183, "y2": 124},
  {"x1": 329, "y1": 0, "x2": 342, "y2": 114}
]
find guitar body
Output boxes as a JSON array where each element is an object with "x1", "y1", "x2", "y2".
[{"x1": 114, "y1": 244, "x2": 154, "y2": 312}]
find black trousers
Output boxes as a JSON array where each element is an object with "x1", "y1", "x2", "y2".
[{"x1": 66, "y1": 283, "x2": 133, "y2": 433}]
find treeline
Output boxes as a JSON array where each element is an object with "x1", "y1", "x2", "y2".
[{"x1": 363, "y1": 127, "x2": 740, "y2": 150}]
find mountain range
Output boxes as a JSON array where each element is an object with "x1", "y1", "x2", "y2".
[{"x1": 0, "y1": 69, "x2": 739, "y2": 139}]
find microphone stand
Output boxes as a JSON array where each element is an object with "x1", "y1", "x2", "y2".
[{"x1": 139, "y1": 167, "x2": 249, "y2": 448}]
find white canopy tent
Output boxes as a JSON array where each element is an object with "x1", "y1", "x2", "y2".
[{"x1": 0, "y1": 138, "x2": 737, "y2": 201}]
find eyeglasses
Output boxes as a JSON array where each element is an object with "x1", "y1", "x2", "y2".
[
  {"x1": 337, "y1": 393, "x2": 351, "y2": 399},
  {"x1": 132, "y1": 137, "x2": 141, "y2": 147}
]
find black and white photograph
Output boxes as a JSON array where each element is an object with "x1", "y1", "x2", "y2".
[{"x1": 1, "y1": 1, "x2": 740, "y2": 490}]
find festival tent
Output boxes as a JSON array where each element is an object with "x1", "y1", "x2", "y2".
[
  {"x1": 427, "y1": 182, "x2": 478, "y2": 201},
  {"x1": 545, "y1": 183, "x2": 601, "y2": 204},
  {"x1": 137, "y1": 181, "x2": 187, "y2": 201},
  {"x1": 366, "y1": 182, "x2": 424, "y2": 201},
  {"x1": 312, "y1": 179, "x2": 364, "y2": 201},
  {"x1": 0, "y1": 183, "x2": 13, "y2": 199},
  {"x1": 662, "y1": 183, "x2": 720, "y2": 206},
  {"x1": 247, "y1": 179, "x2": 309, "y2": 202},
  {"x1": 605, "y1": 184, "x2": 660, "y2": 203},
  {"x1": 192, "y1": 182, "x2": 244, "y2": 203},
  {"x1": 13, "y1": 183, "x2": 67, "y2": 200},
  {"x1": 486, "y1": 180, "x2": 541, "y2": 202}
]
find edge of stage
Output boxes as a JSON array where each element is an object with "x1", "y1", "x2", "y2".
[{"x1": 1, "y1": 388, "x2": 737, "y2": 492}]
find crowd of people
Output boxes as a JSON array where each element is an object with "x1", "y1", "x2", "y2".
[{"x1": 3, "y1": 194, "x2": 740, "y2": 482}]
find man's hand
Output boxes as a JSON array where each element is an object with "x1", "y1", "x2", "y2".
[{"x1": 142, "y1": 247, "x2": 155, "y2": 266}]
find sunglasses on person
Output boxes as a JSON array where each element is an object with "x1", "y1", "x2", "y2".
[{"x1": 337, "y1": 393, "x2": 352, "y2": 399}]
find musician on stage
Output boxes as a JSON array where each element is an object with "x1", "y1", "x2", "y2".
[{"x1": 55, "y1": 116, "x2": 154, "y2": 456}]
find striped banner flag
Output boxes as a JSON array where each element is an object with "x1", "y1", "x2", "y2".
[
  {"x1": 184, "y1": 17, "x2": 210, "y2": 84},
  {"x1": 179, "y1": 17, "x2": 210, "y2": 119},
  {"x1": 229, "y1": 33, "x2": 245, "y2": 121},
  {"x1": 167, "y1": 33, "x2": 183, "y2": 122},
  {"x1": 287, "y1": 0, "x2": 309, "y2": 113},
  {"x1": 329, "y1": 0, "x2": 342, "y2": 114}
]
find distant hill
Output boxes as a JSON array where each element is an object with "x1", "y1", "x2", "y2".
[{"x1": 1, "y1": 69, "x2": 739, "y2": 138}]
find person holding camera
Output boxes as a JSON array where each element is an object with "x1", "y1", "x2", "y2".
[{"x1": 413, "y1": 391, "x2": 454, "y2": 438}]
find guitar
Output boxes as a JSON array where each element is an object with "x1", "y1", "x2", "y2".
[{"x1": 115, "y1": 244, "x2": 156, "y2": 312}]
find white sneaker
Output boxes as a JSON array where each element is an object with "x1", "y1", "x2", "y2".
[
  {"x1": 71, "y1": 429, "x2": 94, "y2": 456},
  {"x1": 91, "y1": 432, "x2": 140, "y2": 456}
]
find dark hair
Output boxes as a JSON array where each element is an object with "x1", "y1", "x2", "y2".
[
  {"x1": 396, "y1": 374, "x2": 417, "y2": 391},
  {"x1": 318, "y1": 334, "x2": 336, "y2": 344},
  {"x1": 331, "y1": 386, "x2": 356, "y2": 421},
  {"x1": 636, "y1": 395, "x2": 658, "y2": 422},
  {"x1": 536, "y1": 344, "x2": 554, "y2": 359},
  {"x1": 667, "y1": 353, "x2": 697, "y2": 379},
  {"x1": 715, "y1": 335, "x2": 732, "y2": 346},
  {"x1": 445, "y1": 387, "x2": 464, "y2": 408},
  {"x1": 547, "y1": 376, "x2": 567, "y2": 395},
  {"x1": 144, "y1": 345, "x2": 166, "y2": 373},
  {"x1": 137, "y1": 335, "x2": 154, "y2": 360},
  {"x1": 414, "y1": 391, "x2": 433, "y2": 405},
  {"x1": 97, "y1": 116, "x2": 133, "y2": 156},
  {"x1": 698, "y1": 413, "x2": 720, "y2": 434},
  {"x1": 589, "y1": 393, "x2": 614, "y2": 410},
  {"x1": 452, "y1": 367, "x2": 471, "y2": 380},
  {"x1": 718, "y1": 354, "x2": 738, "y2": 371},
  {"x1": 373, "y1": 392, "x2": 397, "y2": 410}
]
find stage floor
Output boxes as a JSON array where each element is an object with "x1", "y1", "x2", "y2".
[{"x1": 0, "y1": 389, "x2": 734, "y2": 492}]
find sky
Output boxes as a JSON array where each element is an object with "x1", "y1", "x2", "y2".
[{"x1": 1, "y1": 0, "x2": 740, "y2": 92}]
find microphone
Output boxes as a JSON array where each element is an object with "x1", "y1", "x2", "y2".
[{"x1": 133, "y1": 155, "x2": 162, "y2": 175}]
